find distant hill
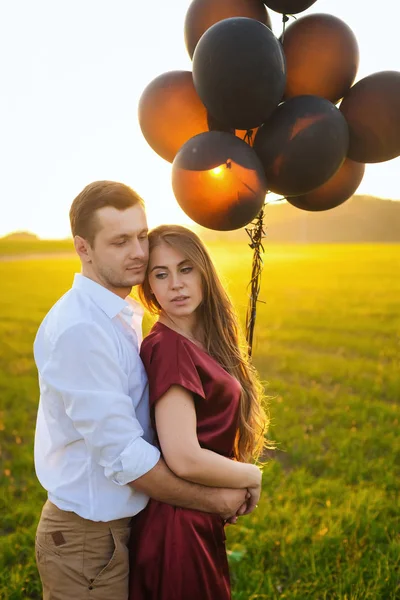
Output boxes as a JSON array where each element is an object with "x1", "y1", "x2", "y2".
[
  {"x1": 1, "y1": 231, "x2": 39, "y2": 241},
  {"x1": 197, "y1": 196, "x2": 400, "y2": 243},
  {"x1": 2, "y1": 196, "x2": 399, "y2": 245}
]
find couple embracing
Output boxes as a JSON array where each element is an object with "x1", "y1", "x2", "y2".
[{"x1": 33, "y1": 180, "x2": 270, "y2": 599}]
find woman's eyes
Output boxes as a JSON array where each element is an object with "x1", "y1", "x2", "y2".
[{"x1": 154, "y1": 266, "x2": 193, "y2": 279}]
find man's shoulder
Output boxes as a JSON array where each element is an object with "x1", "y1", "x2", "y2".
[
  {"x1": 40, "y1": 287, "x2": 87, "y2": 322},
  {"x1": 35, "y1": 287, "x2": 111, "y2": 343},
  {"x1": 33, "y1": 289, "x2": 119, "y2": 368}
]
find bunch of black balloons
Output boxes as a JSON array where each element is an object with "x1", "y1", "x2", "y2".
[{"x1": 138, "y1": 0, "x2": 400, "y2": 230}]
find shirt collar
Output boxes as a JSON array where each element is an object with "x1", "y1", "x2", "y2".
[{"x1": 72, "y1": 273, "x2": 144, "y2": 320}]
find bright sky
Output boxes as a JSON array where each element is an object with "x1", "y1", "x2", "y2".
[{"x1": 0, "y1": 0, "x2": 399, "y2": 238}]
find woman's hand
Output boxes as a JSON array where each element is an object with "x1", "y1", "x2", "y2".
[
  {"x1": 245, "y1": 464, "x2": 262, "y2": 488},
  {"x1": 225, "y1": 468, "x2": 262, "y2": 523},
  {"x1": 239, "y1": 465, "x2": 262, "y2": 516},
  {"x1": 243, "y1": 483, "x2": 261, "y2": 515}
]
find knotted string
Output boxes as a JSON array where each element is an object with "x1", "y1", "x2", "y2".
[
  {"x1": 281, "y1": 13, "x2": 297, "y2": 43},
  {"x1": 245, "y1": 206, "x2": 266, "y2": 357},
  {"x1": 243, "y1": 12, "x2": 298, "y2": 357},
  {"x1": 243, "y1": 129, "x2": 255, "y2": 146}
]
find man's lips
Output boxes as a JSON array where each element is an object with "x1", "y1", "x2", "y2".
[{"x1": 126, "y1": 264, "x2": 146, "y2": 271}]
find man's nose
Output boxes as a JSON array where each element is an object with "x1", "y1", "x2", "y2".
[{"x1": 129, "y1": 238, "x2": 145, "y2": 259}]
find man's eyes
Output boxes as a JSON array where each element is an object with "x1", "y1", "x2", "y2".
[{"x1": 113, "y1": 235, "x2": 147, "y2": 246}]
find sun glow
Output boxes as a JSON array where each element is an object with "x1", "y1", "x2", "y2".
[
  {"x1": 0, "y1": 1, "x2": 399, "y2": 239},
  {"x1": 211, "y1": 166, "x2": 224, "y2": 177}
]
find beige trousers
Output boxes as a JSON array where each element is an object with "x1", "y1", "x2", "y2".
[{"x1": 35, "y1": 500, "x2": 132, "y2": 600}]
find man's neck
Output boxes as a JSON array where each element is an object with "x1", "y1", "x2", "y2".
[{"x1": 80, "y1": 270, "x2": 132, "y2": 300}]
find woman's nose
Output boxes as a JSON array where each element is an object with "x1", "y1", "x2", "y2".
[{"x1": 171, "y1": 274, "x2": 184, "y2": 289}]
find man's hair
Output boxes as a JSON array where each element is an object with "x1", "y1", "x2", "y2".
[{"x1": 69, "y1": 180, "x2": 145, "y2": 246}]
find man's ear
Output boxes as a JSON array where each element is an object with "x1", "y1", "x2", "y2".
[{"x1": 74, "y1": 236, "x2": 92, "y2": 263}]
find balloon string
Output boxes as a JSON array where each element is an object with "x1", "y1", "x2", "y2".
[
  {"x1": 281, "y1": 14, "x2": 289, "y2": 42},
  {"x1": 265, "y1": 195, "x2": 286, "y2": 205},
  {"x1": 243, "y1": 129, "x2": 255, "y2": 146},
  {"x1": 281, "y1": 13, "x2": 296, "y2": 43},
  {"x1": 245, "y1": 206, "x2": 266, "y2": 357}
]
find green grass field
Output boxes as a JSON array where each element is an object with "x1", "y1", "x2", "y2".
[
  {"x1": 0, "y1": 242, "x2": 399, "y2": 599},
  {"x1": 0, "y1": 239, "x2": 74, "y2": 256}
]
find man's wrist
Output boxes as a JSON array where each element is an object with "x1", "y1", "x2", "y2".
[{"x1": 197, "y1": 486, "x2": 221, "y2": 514}]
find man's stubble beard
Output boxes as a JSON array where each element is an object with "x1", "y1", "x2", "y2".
[{"x1": 100, "y1": 265, "x2": 146, "y2": 291}]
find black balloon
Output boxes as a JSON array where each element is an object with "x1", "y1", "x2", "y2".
[
  {"x1": 287, "y1": 158, "x2": 365, "y2": 211},
  {"x1": 254, "y1": 95, "x2": 349, "y2": 196},
  {"x1": 340, "y1": 71, "x2": 400, "y2": 163},
  {"x1": 193, "y1": 17, "x2": 286, "y2": 130},
  {"x1": 184, "y1": 0, "x2": 271, "y2": 59},
  {"x1": 263, "y1": 0, "x2": 317, "y2": 14},
  {"x1": 172, "y1": 131, "x2": 267, "y2": 230}
]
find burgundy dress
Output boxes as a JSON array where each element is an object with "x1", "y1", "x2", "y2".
[{"x1": 129, "y1": 322, "x2": 241, "y2": 600}]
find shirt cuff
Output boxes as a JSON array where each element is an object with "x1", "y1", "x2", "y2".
[{"x1": 106, "y1": 436, "x2": 161, "y2": 486}]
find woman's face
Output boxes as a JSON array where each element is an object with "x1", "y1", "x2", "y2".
[{"x1": 147, "y1": 242, "x2": 203, "y2": 320}]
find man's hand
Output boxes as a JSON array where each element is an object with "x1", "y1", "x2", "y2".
[
  {"x1": 225, "y1": 492, "x2": 251, "y2": 524},
  {"x1": 219, "y1": 468, "x2": 262, "y2": 524},
  {"x1": 224, "y1": 481, "x2": 262, "y2": 524},
  {"x1": 217, "y1": 488, "x2": 249, "y2": 521}
]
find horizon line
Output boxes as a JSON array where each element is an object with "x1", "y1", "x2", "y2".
[{"x1": 1, "y1": 194, "x2": 399, "y2": 241}]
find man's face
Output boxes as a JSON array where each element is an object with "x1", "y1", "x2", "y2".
[{"x1": 85, "y1": 204, "x2": 149, "y2": 295}]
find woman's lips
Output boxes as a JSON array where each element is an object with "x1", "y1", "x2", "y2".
[{"x1": 171, "y1": 295, "x2": 189, "y2": 303}]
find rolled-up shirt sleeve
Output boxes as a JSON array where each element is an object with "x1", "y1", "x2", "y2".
[{"x1": 41, "y1": 321, "x2": 160, "y2": 485}]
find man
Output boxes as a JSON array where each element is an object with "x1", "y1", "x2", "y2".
[{"x1": 33, "y1": 181, "x2": 250, "y2": 600}]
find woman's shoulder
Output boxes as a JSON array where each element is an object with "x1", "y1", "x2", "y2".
[
  {"x1": 140, "y1": 322, "x2": 198, "y2": 362},
  {"x1": 140, "y1": 323, "x2": 207, "y2": 403},
  {"x1": 141, "y1": 322, "x2": 180, "y2": 354}
]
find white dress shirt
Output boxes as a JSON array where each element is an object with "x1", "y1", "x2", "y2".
[{"x1": 34, "y1": 273, "x2": 160, "y2": 522}]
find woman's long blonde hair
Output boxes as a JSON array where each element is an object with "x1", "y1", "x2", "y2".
[{"x1": 139, "y1": 224, "x2": 272, "y2": 463}]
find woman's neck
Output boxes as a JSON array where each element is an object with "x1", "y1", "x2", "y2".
[{"x1": 159, "y1": 312, "x2": 204, "y2": 348}]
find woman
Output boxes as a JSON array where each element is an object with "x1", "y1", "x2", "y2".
[{"x1": 129, "y1": 225, "x2": 271, "y2": 600}]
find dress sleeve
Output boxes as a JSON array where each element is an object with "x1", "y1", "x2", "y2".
[{"x1": 141, "y1": 334, "x2": 205, "y2": 407}]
